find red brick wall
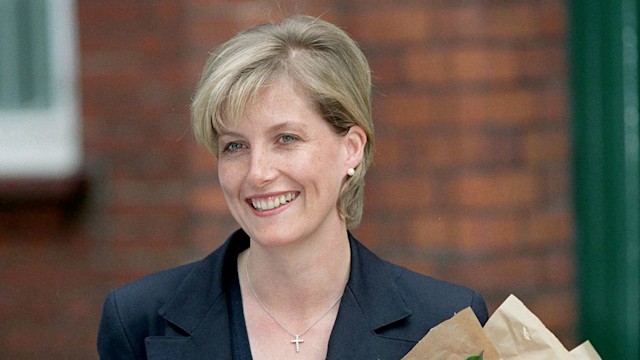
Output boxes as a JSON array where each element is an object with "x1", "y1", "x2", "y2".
[{"x1": 0, "y1": 0, "x2": 574, "y2": 358}]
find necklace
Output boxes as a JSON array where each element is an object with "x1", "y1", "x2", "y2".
[{"x1": 245, "y1": 249, "x2": 344, "y2": 353}]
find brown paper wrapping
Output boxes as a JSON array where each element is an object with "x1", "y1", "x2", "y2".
[
  {"x1": 484, "y1": 294, "x2": 573, "y2": 359},
  {"x1": 402, "y1": 294, "x2": 602, "y2": 360},
  {"x1": 402, "y1": 308, "x2": 501, "y2": 360}
]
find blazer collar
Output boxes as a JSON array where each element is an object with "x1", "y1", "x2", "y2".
[
  {"x1": 159, "y1": 230, "x2": 250, "y2": 334},
  {"x1": 155, "y1": 230, "x2": 412, "y2": 333},
  {"x1": 145, "y1": 230, "x2": 413, "y2": 359},
  {"x1": 326, "y1": 234, "x2": 414, "y2": 358},
  {"x1": 146, "y1": 230, "x2": 250, "y2": 360},
  {"x1": 343, "y1": 233, "x2": 413, "y2": 330}
]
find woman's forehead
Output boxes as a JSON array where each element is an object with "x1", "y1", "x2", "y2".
[{"x1": 222, "y1": 80, "x2": 312, "y2": 120}]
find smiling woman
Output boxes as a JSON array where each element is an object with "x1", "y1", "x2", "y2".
[
  {"x1": 192, "y1": 16, "x2": 375, "y2": 231},
  {"x1": 215, "y1": 80, "x2": 365, "y2": 252},
  {"x1": 97, "y1": 15, "x2": 489, "y2": 360}
]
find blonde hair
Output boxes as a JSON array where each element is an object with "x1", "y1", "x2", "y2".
[{"x1": 191, "y1": 15, "x2": 374, "y2": 229}]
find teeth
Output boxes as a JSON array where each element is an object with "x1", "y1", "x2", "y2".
[{"x1": 251, "y1": 192, "x2": 296, "y2": 211}]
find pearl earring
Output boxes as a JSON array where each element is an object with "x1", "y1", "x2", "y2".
[{"x1": 347, "y1": 168, "x2": 355, "y2": 176}]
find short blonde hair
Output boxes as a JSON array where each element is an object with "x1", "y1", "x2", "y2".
[{"x1": 192, "y1": 15, "x2": 374, "y2": 229}]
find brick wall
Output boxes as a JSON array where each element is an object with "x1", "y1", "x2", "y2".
[
  {"x1": 342, "y1": 0, "x2": 575, "y2": 345},
  {"x1": 0, "y1": 0, "x2": 574, "y2": 358}
]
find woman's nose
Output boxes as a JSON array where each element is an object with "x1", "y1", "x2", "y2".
[{"x1": 246, "y1": 148, "x2": 277, "y2": 187}]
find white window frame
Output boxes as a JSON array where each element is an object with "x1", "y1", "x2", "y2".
[{"x1": 0, "y1": 0, "x2": 81, "y2": 179}]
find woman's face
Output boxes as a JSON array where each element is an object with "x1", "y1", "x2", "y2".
[{"x1": 217, "y1": 81, "x2": 362, "y2": 247}]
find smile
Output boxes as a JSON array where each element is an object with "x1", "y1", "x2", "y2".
[{"x1": 249, "y1": 192, "x2": 298, "y2": 212}]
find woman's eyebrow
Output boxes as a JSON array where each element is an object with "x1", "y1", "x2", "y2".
[
  {"x1": 218, "y1": 131, "x2": 243, "y2": 139},
  {"x1": 218, "y1": 121, "x2": 310, "y2": 139},
  {"x1": 268, "y1": 121, "x2": 308, "y2": 133}
]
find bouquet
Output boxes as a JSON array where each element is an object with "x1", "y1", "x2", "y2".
[{"x1": 402, "y1": 295, "x2": 601, "y2": 360}]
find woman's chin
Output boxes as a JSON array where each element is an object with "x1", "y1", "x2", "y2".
[{"x1": 245, "y1": 226, "x2": 305, "y2": 248}]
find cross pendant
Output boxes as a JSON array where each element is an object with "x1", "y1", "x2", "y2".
[{"x1": 290, "y1": 335, "x2": 304, "y2": 352}]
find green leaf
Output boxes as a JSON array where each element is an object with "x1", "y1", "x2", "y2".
[{"x1": 466, "y1": 350, "x2": 484, "y2": 360}]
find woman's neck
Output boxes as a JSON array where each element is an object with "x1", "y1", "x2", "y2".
[{"x1": 240, "y1": 228, "x2": 351, "y2": 316}]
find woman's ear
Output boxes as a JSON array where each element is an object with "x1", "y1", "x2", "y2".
[{"x1": 343, "y1": 125, "x2": 367, "y2": 169}]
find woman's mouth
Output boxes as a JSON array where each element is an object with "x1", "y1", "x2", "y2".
[{"x1": 249, "y1": 192, "x2": 298, "y2": 211}]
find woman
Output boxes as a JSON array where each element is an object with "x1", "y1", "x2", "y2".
[{"x1": 98, "y1": 15, "x2": 488, "y2": 359}]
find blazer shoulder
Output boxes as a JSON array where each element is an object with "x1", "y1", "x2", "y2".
[
  {"x1": 98, "y1": 231, "x2": 247, "y2": 358},
  {"x1": 107, "y1": 261, "x2": 200, "y2": 329},
  {"x1": 98, "y1": 262, "x2": 200, "y2": 359},
  {"x1": 386, "y1": 261, "x2": 489, "y2": 326}
]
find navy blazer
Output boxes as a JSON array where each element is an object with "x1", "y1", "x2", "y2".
[{"x1": 98, "y1": 230, "x2": 489, "y2": 359}]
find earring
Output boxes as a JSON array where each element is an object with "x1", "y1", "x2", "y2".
[{"x1": 347, "y1": 168, "x2": 355, "y2": 176}]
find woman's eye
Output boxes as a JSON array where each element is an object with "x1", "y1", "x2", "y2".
[
  {"x1": 223, "y1": 142, "x2": 244, "y2": 152},
  {"x1": 279, "y1": 134, "x2": 297, "y2": 143}
]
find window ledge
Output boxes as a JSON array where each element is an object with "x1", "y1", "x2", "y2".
[
  {"x1": 0, "y1": 172, "x2": 88, "y2": 204},
  {"x1": 0, "y1": 172, "x2": 89, "y2": 236}
]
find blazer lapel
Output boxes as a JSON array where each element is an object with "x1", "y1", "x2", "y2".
[
  {"x1": 144, "y1": 297, "x2": 232, "y2": 360},
  {"x1": 326, "y1": 235, "x2": 417, "y2": 359},
  {"x1": 145, "y1": 230, "x2": 250, "y2": 360},
  {"x1": 141, "y1": 230, "x2": 419, "y2": 359}
]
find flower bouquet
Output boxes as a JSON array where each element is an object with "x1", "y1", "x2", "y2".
[{"x1": 402, "y1": 295, "x2": 601, "y2": 360}]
